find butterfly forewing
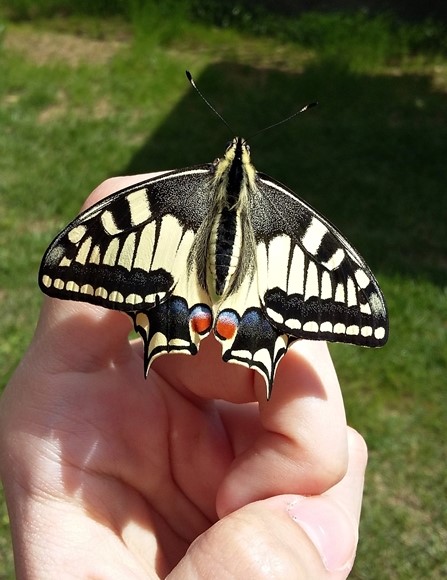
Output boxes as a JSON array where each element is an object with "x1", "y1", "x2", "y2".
[
  {"x1": 251, "y1": 173, "x2": 388, "y2": 347},
  {"x1": 40, "y1": 168, "x2": 212, "y2": 310}
]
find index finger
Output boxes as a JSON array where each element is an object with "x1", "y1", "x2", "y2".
[
  {"x1": 216, "y1": 340, "x2": 348, "y2": 516},
  {"x1": 156, "y1": 335, "x2": 348, "y2": 516}
]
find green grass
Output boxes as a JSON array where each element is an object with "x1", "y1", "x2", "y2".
[{"x1": 1, "y1": 8, "x2": 446, "y2": 579}]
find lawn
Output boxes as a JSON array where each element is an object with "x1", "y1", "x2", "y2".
[{"x1": 0, "y1": 5, "x2": 446, "y2": 578}]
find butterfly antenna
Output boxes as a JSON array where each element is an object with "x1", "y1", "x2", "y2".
[
  {"x1": 249, "y1": 101, "x2": 318, "y2": 139},
  {"x1": 186, "y1": 70, "x2": 234, "y2": 133}
]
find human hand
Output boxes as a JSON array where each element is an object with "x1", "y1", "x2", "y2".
[{"x1": 0, "y1": 176, "x2": 367, "y2": 579}]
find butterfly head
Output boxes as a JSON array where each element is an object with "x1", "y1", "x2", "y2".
[
  {"x1": 214, "y1": 137, "x2": 255, "y2": 191},
  {"x1": 224, "y1": 137, "x2": 250, "y2": 162}
]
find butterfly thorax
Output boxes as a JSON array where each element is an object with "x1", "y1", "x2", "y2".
[{"x1": 205, "y1": 137, "x2": 256, "y2": 302}]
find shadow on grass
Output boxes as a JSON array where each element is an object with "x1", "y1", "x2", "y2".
[{"x1": 124, "y1": 61, "x2": 447, "y2": 288}]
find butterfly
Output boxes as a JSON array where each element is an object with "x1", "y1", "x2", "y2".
[{"x1": 39, "y1": 88, "x2": 388, "y2": 399}]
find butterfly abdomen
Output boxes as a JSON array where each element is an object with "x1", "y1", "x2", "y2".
[{"x1": 207, "y1": 208, "x2": 242, "y2": 298}]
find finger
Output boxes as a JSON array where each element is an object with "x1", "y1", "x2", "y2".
[
  {"x1": 83, "y1": 172, "x2": 168, "y2": 209},
  {"x1": 152, "y1": 334, "x2": 257, "y2": 403},
  {"x1": 216, "y1": 341, "x2": 348, "y2": 514},
  {"x1": 169, "y1": 491, "x2": 354, "y2": 580},
  {"x1": 31, "y1": 299, "x2": 134, "y2": 375},
  {"x1": 168, "y1": 500, "x2": 329, "y2": 579},
  {"x1": 323, "y1": 427, "x2": 368, "y2": 529}
]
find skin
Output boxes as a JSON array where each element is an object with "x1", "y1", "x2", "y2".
[{"x1": 0, "y1": 176, "x2": 368, "y2": 579}]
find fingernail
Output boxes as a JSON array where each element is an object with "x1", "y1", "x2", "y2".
[{"x1": 287, "y1": 497, "x2": 356, "y2": 573}]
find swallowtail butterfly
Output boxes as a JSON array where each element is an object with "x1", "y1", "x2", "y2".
[{"x1": 39, "y1": 76, "x2": 388, "y2": 398}]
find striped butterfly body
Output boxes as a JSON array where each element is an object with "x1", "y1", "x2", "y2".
[{"x1": 39, "y1": 136, "x2": 388, "y2": 397}]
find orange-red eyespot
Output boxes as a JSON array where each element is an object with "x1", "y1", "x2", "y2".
[
  {"x1": 215, "y1": 309, "x2": 239, "y2": 340},
  {"x1": 190, "y1": 305, "x2": 213, "y2": 335}
]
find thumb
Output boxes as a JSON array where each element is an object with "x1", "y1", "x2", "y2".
[{"x1": 168, "y1": 428, "x2": 366, "y2": 580}]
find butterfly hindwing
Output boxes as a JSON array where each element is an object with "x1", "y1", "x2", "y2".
[
  {"x1": 216, "y1": 306, "x2": 291, "y2": 396},
  {"x1": 209, "y1": 261, "x2": 287, "y2": 395},
  {"x1": 132, "y1": 298, "x2": 213, "y2": 374}
]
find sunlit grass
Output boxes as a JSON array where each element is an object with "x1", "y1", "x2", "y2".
[{"x1": 1, "y1": 8, "x2": 446, "y2": 579}]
